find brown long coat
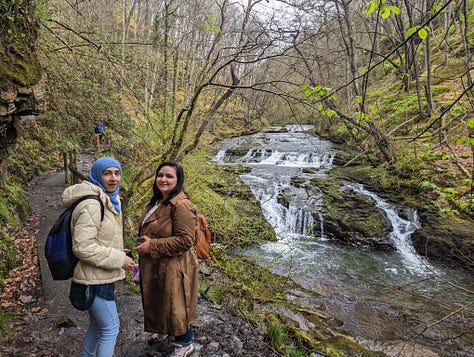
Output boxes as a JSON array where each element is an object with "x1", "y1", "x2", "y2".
[{"x1": 138, "y1": 191, "x2": 199, "y2": 336}]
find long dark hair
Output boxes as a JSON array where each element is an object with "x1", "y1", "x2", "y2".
[{"x1": 148, "y1": 161, "x2": 186, "y2": 207}]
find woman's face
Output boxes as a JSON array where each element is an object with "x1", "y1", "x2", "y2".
[
  {"x1": 156, "y1": 165, "x2": 177, "y2": 198},
  {"x1": 101, "y1": 166, "x2": 121, "y2": 192}
]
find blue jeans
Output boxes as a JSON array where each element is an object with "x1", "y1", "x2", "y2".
[
  {"x1": 174, "y1": 326, "x2": 193, "y2": 346},
  {"x1": 80, "y1": 296, "x2": 120, "y2": 357}
]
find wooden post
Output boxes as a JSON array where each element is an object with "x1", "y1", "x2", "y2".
[
  {"x1": 68, "y1": 151, "x2": 73, "y2": 184},
  {"x1": 63, "y1": 152, "x2": 69, "y2": 184},
  {"x1": 72, "y1": 149, "x2": 77, "y2": 165},
  {"x1": 69, "y1": 150, "x2": 79, "y2": 184}
]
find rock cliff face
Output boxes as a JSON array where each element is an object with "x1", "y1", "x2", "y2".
[
  {"x1": 0, "y1": 76, "x2": 46, "y2": 181},
  {"x1": 411, "y1": 207, "x2": 474, "y2": 272},
  {"x1": 0, "y1": 0, "x2": 44, "y2": 182}
]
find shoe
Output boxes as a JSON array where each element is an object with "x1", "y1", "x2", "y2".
[
  {"x1": 147, "y1": 333, "x2": 168, "y2": 344},
  {"x1": 169, "y1": 343, "x2": 193, "y2": 357}
]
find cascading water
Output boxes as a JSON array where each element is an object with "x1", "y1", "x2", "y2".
[
  {"x1": 345, "y1": 183, "x2": 435, "y2": 275},
  {"x1": 211, "y1": 125, "x2": 474, "y2": 356},
  {"x1": 213, "y1": 126, "x2": 431, "y2": 275},
  {"x1": 240, "y1": 174, "x2": 320, "y2": 237}
]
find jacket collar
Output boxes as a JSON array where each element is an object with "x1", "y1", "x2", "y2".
[
  {"x1": 140, "y1": 191, "x2": 187, "y2": 227},
  {"x1": 169, "y1": 191, "x2": 187, "y2": 206}
]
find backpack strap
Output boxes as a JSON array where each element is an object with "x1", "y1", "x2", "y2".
[{"x1": 73, "y1": 195, "x2": 105, "y2": 221}]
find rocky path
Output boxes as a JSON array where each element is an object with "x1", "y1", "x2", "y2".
[{"x1": 1, "y1": 155, "x2": 281, "y2": 357}]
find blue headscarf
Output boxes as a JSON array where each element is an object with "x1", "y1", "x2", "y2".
[{"x1": 88, "y1": 157, "x2": 122, "y2": 213}]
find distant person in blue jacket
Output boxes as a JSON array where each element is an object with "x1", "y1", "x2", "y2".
[{"x1": 94, "y1": 121, "x2": 105, "y2": 143}]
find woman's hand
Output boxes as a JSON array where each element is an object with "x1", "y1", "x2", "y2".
[
  {"x1": 123, "y1": 255, "x2": 135, "y2": 270},
  {"x1": 135, "y1": 235, "x2": 152, "y2": 254}
]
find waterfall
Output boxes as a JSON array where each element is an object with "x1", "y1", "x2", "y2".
[
  {"x1": 213, "y1": 126, "x2": 435, "y2": 275},
  {"x1": 241, "y1": 174, "x2": 318, "y2": 237},
  {"x1": 210, "y1": 127, "x2": 474, "y2": 355},
  {"x1": 346, "y1": 183, "x2": 435, "y2": 275},
  {"x1": 213, "y1": 149, "x2": 226, "y2": 162},
  {"x1": 282, "y1": 202, "x2": 315, "y2": 235}
]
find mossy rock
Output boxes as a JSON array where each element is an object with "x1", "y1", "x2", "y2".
[
  {"x1": 411, "y1": 206, "x2": 474, "y2": 271},
  {"x1": 310, "y1": 177, "x2": 393, "y2": 249},
  {"x1": 0, "y1": 51, "x2": 42, "y2": 87},
  {"x1": 319, "y1": 335, "x2": 386, "y2": 356},
  {"x1": 277, "y1": 188, "x2": 292, "y2": 208},
  {"x1": 328, "y1": 162, "x2": 474, "y2": 270}
]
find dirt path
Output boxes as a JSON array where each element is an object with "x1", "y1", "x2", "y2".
[{"x1": 1, "y1": 155, "x2": 281, "y2": 357}]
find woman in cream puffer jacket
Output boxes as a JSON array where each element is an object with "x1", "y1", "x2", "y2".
[
  {"x1": 63, "y1": 181, "x2": 125, "y2": 283},
  {"x1": 61, "y1": 157, "x2": 134, "y2": 357}
]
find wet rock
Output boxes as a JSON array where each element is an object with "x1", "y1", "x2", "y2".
[
  {"x1": 311, "y1": 176, "x2": 393, "y2": 249},
  {"x1": 411, "y1": 206, "x2": 474, "y2": 271}
]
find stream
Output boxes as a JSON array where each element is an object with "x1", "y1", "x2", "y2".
[{"x1": 211, "y1": 125, "x2": 474, "y2": 356}]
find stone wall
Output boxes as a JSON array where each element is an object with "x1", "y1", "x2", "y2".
[{"x1": 0, "y1": 76, "x2": 46, "y2": 181}]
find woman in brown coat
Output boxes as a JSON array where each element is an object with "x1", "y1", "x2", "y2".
[{"x1": 135, "y1": 161, "x2": 198, "y2": 357}]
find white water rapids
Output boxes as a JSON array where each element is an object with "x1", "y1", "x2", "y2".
[{"x1": 211, "y1": 125, "x2": 474, "y2": 356}]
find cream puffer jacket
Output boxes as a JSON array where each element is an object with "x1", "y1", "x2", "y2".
[{"x1": 62, "y1": 181, "x2": 126, "y2": 285}]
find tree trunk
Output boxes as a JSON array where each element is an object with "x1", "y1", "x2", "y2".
[
  {"x1": 461, "y1": 0, "x2": 473, "y2": 91},
  {"x1": 425, "y1": 32, "x2": 433, "y2": 116}
]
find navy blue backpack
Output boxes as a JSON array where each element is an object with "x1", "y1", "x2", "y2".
[{"x1": 45, "y1": 195, "x2": 104, "y2": 280}]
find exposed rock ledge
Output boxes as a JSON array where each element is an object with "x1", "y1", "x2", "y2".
[
  {"x1": 0, "y1": 76, "x2": 46, "y2": 180},
  {"x1": 329, "y1": 165, "x2": 474, "y2": 272}
]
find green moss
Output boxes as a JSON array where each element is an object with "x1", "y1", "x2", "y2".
[
  {"x1": 0, "y1": 308, "x2": 13, "y2": 338},
  {"x1": 182, "y1": 150, "x2": 276, "y2": 248},
  {"x1": 434, "y1": 59, "x2": 467, "y2": 83},
  {"x1": 366, "y1": 89, "x2": 385, "y2": 102},
  {"x1": 262, "y1": 309, "x2": 382, "y2": 357},
  {"x1": 0, "y1": 230, "x2": 21, "y2": 291},
  {"x1": 216, "y1": 253, "x2": 291, "y2": 303},
  {"x1": 430, "y1": 84, "x2": 451, "y2": 97},
  {"x1": 0, "y1": 51, "x2": 42, "y2": 86},
  {"x1": 320, "y1": 335, "x2": 385, "y2": 356},
  {"x1": 0, "y1": 0, "x2": 41, "y2": 85},
  {"x1": 5, "y1": 130, "x2": 58, "y2": 183},
  {"x1": 277, "y1": 191, "x2": 292, "y2": 208},
  {"x1": 382, "y1": 93, "x2": 425, "y2": 124},
  {"x1": 236, "y1": 301, "x2": 260, "y2": 323},
  {"x1": 0, "y1": 183, "x2": 29, "y2": 227},
  {"x1": 287, "y1": 325, "x2": 318, "y2": 350},
  {"x1": 198, "y1": 282, "x2": 227, "y2": 305},
  {"x1": 267, "y1": 321, "x2": 286, "y2": 348}
]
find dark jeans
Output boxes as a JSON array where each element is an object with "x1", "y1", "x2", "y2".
[{"x1": 174, "y1": 326, "x2": 193, "y2": 346}]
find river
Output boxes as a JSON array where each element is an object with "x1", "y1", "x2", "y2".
[{"x1": 211, "y1": 125, "x2": 474, "y2": 356}]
